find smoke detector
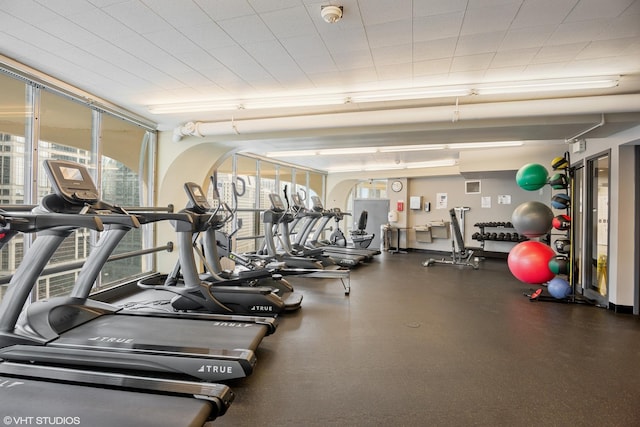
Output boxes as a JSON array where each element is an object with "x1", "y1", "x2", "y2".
[{"x1": 321, "y1": 5, "x2": 343, "y2": 23}]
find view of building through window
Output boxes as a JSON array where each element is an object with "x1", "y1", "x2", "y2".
[{"x1": 0, "y1": 69, "x2": 154, "y2": 304}]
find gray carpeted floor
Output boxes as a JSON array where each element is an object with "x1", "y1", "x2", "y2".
[{"x1": 213, "y1": 251, "x2": 640, "y2": 427}]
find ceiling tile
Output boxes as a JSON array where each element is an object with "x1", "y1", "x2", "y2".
[
  {"x1": 414, "y1": 37, "x2": 458, "y2": 61},
  {"x1": 142, "y1": 0, "x2": 212, "y2": 27},
  {"x1": 217, "y1": 14, "x2": 276, "y2": 44},
  {"x1": 280, "y1": 34, "x2": 328, "y2": 59},
  {"x1": 65, "y1": 8, "x2": 139, "y2": 40},
  {"x1": 376, "y1": 62, "x2": 413, "y2": 81},
  {"x1": 499, "y1": 25, "x2": 556, "y2": 50},
  {"x1": 248, "y1": 0, "x2": 301, "y2": 14},
  {"x1": 365, "y1": 19, "x2": 413, "y2": 48},
  {"x1": 533, "y1": 42, "x2": 589, "y2": 63},
  {"x1": 413, "y1": 58, "x2": 452, "y2": 77},
  {"x1": 371, "y1": 44, "x2": 412, "y2": 66},
  {"x1": 413, "y1": 12, "x2": 465, "y2": 42},
  {"x1": 296, "y1": 53, "x2": 339, "y2": 74},
  {"x1": 3, "y1": 0, "x2": 62, "y2": 24},
  {"x1": 450, "y1": 53, "x2": 495, "y2": 72},
  {"x1": 358, "y1": 0, "x2": 412, "y2": 26},
  {"x1": 510, "y1": 0, "x2": 578, "y2": 29},
  {"x1": 178, "y1": 22, "x2": 237, "y2": 50},
  {"x1": 596, "y1": 13, "x2": 640, "y2": 40},
  {"x1": 332, "y1": 50, "x2": 375, "y2": 71},
  {"x1": 260, "y1": 6, "x2": 317, "y2": 38},
  {"x1": 102, "y1": 0, "x2": 170, "y2": 34},
  {"x1": 490, "y1": 47, "x2": 539, "y2": 69},
  {"x1": 143, "y1": 28, "x2": 203, "y2": 53},
  {"x1": 455, "y1": 31, "x2": 505, "y2": 56},
  {"x1": 546, "y1": 21, "x2": 607, "y2": 45},
  {"x1": 321, "y1": 27, "x2": 370, "y2": 53},
  {"x1": 194, "y1": 0, "x2": 254, "y2": 20},
  {"x1": 461, "y1": 2, "x2": 521, "y2": 35},
  {"x1": 413, "y1": 0, "x2": 468, "y2": 17},
  {"x1": 575, "y1": 38, "x2": 638, "y2": 59},
  {"x1": 566, "y1": 0, "x2": 636, "y2": 22}
]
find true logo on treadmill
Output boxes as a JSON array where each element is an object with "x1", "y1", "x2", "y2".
[
  {"x1": 212, "y1": 322, "x2": 252, "y2": 328},
  {"x1": 88, "y1": 336, "x2": 134, "y2": 344},
  {"x1": 250, "y1": 305, "x2": 273, "y2": 312},
  {"x1": 198, "y1": 365, "x2": 232, "y2": 374}
]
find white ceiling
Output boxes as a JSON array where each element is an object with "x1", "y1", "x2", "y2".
[{"x1": 1, "y1": 0, "x2": 640, "y2": 172}]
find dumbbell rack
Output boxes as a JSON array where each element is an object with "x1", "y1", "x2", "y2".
[{"x1": 472, "y1": 221, "x2": 528, "y2": 246}]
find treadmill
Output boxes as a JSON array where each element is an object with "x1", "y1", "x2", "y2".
[
  {"x1": 0, "y1": 210, "x2": 233, "y2": 425},
  {"x1": 0, "y1": 159, "x2": 275, "y2": 383}
]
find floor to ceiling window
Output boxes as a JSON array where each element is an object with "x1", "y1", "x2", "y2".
[
  {"x1": 0, "y1": 72, "x2": 27, "y2": 303},
  {"x1": 0, "y1": 63, "x2": 157, "y2": 303}
]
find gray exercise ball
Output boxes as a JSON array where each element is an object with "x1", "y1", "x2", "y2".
[{"x1": 511, "y1": 201, "x2": 554, "y2": 238}]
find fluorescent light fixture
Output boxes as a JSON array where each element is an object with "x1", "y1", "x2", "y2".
[
  {"x1": 242, "y1": 94, "x2": 346, "y2": 110},
  {"x1": 326, "y1": 158, "x2": 457, "y2": 172},
  {"x1": 267, "y1": 141, "x2": 523, "y2": 158},
  {"x1": 348, "y1": 86, "x2": 472, "y2": 103},
  {"x1": 405, "y1": 159, "x2": 457, "y2": 169},
  {"x1": 475, "y1": 76, "x2": 619, "y2": 95},
  {"x1": 265, "y1": 149, "x2": 317, "y2": 158},
  {"x1": 446, "y1": 141, "x2": 524, "y2": 149},
  {"x1": 148, "y1": 76, "x2": 619, "y2": 114},
  {"x1": 318, "y1": 147, "x2": 378, "y2": 156},
  {"x1": 148, "y1": 100, "x2": 240, "y2": 114},
  {"x1": 378, "y1": 144, "x2": 446, "y2": 152},
  {"x1": 266, "y1": 147, "x2": 377, "y2": 157}
]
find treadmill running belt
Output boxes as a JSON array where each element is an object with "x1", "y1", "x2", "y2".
[
  {"x1": 52, "y1": 314, "x2": 266, "y2": 352},
  {"x1": 0, "y1": 376, "x2": 212, "y2": 427}
]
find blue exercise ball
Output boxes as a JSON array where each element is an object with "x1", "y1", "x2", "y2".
[{"x1": 547, "y1": 277, "x2": 571, "y2": 299}]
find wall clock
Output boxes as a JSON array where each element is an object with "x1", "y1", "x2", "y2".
[{"x1": 391, "y1": 180, "x2": 403, "y2": 192}]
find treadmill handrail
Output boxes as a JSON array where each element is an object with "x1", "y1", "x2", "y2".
[{"x1": 0, "y1": 211, "x2": 104, "y2": 233}]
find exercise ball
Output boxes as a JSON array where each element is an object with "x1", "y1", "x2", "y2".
[
  {"x1": 547, "y1": 277, "x2": 572, "y2": 299},
  {"x1": 551, "y1": 156, "x2": 569, "y2": 170},
  {"x1": 516, "y1": 163, "x2": 549, "y2": 191},
  {"x1": 511, "y1": 201, "x2": 554, "y2": 238},
  {"x1": 554, "y1": 238, "x2": 571, "y2": 254},
  {"x1": 549, "y1": 255, "x2": 569, "y2": 275},
  {"x1": 508, "y1": 241, "x2": 556, "y2": 284},
  {"x1": 549, "y1": 173, "x2": 568, "y2": 189},
  {"x1": 552, "y1": 214, "x2": 571, "y2": 231},
  {"x1": 551, "y1": 193, "x2": 571, "y2": 209}
]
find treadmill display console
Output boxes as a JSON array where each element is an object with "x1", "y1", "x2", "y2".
[
  {"x1": 311, "y1": 195, "x2": 324, "y2": 211},
  {"x1": 291, "y1": 194, "x2": 304, "y2": 208},
  {"x1": 269, "y1": 194, "x2": 285, "y2": 212},
  {"x1": 44, "y1": 160, "x2": 99, "y2": 204},
  {"x1": 184, "y1": 182, "x2": 211, "y2": 211}
]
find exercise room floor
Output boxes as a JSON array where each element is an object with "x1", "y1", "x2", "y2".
[{"x1": 213, "y1": 251, "x2": 640, "y2": 427}]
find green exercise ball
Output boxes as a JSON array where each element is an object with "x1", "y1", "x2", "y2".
[{"x1": 516, "y1": 163, "x2": 549, "y2": 191}]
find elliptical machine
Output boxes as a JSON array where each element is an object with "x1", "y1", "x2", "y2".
[{"x1": 138, "y1": 179, "x2": 290, "y2": 316}]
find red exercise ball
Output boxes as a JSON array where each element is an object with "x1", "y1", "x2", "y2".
[{"x1": 508, "y1": 241, "x2": 556, "y2": 284}]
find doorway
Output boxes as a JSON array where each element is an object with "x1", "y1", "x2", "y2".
[{"x1": 584, "y1": 152, "x2": 610, "y2": 305}]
